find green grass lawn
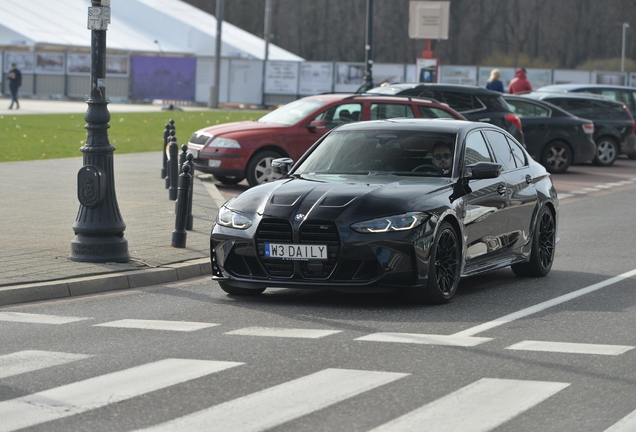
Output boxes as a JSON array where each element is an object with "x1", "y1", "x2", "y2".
[{"x1": 0, "y1": 110, "x2": 267, "y2": 162}]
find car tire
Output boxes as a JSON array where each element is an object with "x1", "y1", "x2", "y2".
[
  {"x1": 627, "y1": 150, "x2": 636, "y2": 160},
  {"x1": 213, "y1": 174, "x2": 245, "y2": 185},
  {"x1": 407, "y1": 221, "x2": 461, "y2": 304},
  {"x1": 541, "y1": 141, "x2": 572, "y2": 174},
  {"x1": 592, "y1": 137, "x2": 618, "y2": 166},
  {"x1": 511, "y1": 206, "x2": 555, "y2": 277},
  {"x1": 246, "y1": 150, "x2": 284, "y2": 187},
  {"x1": 218, "y1": 281, "x2": 266, "y2": 296}
]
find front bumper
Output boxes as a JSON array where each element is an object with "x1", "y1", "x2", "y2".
[{"x1": 210, "y1": 218, "x2": 436, "y2": 291}]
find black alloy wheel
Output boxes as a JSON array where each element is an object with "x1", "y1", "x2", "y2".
[
  {"x1": 408, "y1": 221, "x2": 461, "y2": 304},
  {"x1": 511, "y1": 206, "x2": 555, "y2": 277},
  {"x1": 218, "y1": 281, "x2": 266, "y2": 296},
  {"x1": 541, "y1": 141, "x2": 572, "y2": 174}
]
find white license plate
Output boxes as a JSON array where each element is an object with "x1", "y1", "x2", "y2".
[{"x1": 264, "y1": 243, "x2": 328, "y2": 260}]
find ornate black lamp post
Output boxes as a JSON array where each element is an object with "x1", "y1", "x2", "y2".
[{"x1": 70, "y1": 0, "x2": 129, "y2": 262}]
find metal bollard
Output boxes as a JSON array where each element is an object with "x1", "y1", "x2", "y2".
[
  {"x1": 161, "y1": 123, "x2": 169, "y2": 179},
  {"x1": 165, "y1": 129, "x2": 175, "y2": 189},
  {"x1": 186, "y1": 152, "x2": 195, "y2": 230},
  {"x1": 169, "y1": 118, "x2": 175, "y2": 136},
  {"x1": 175, "y1": 144, "x2": 189, "y2": 213},
  {"x1": 168, "y1": 136, "x2": 179, "y2": 201},
  {"x1": 172, "y1": 164, "x2": 192, "y2": 248}
]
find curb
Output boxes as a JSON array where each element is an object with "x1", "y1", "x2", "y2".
[{"x1": 0, "y1": 258, "x2": 212, "y2": 307}]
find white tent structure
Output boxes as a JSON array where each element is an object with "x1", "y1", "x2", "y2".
[{"x1": 0, "y1": 0, "x2": 303, "y2": 60}]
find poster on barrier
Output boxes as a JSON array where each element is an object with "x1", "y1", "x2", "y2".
[
  {"x1": 374, "y1": 63, "x2": 405, "y2": 86},
  {"x1": 553, "y1": 70, "x2": 592, "y2": 85},
  {"x1": 416, "y1": 58, "x2": 438, "y2": 83},
  {"x1": 526, "y1": 69, "x2": 552, "y2": 89},
  {"x1": 68, "y1": 54, "x2": 129, "y2": 76},
  {"x1": 299, "y1": 62, "x2": 333, "y2": 95},
  {"x1": 593, "y1": 71, "x2": 626, "y2": 85},
  {"x1": 265, "y1": 61, "x2": 299, "y2": 95},
  {"x1": 630, "y1": 73, "x2": 636, "y2": 88},
  {"x1": 334, "y1": 63, "x2": 365, "y2": 92},
  {"x1": 35, "y1": 53, "x2": 65, "y2": 74},
  {"x1": 439, "y1": 65, "x2": 476, "y2": 85},
  {"x1": 4, "y1": 52, "x2": 34, "y2": 73}
]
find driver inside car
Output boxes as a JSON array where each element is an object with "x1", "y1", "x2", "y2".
[{"x1": 432, "y1": 141, "x2": 453, "y2": 175}]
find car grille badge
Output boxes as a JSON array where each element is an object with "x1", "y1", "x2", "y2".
[{"x1": 294, "y1": 214, "x2": 305, "y2": 222}]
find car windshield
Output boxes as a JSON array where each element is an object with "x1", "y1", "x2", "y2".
[
  {"x1": 294, "y1": 129, "x2": 457, "y2": 177},
  {"x1": 257, "y1": 98, "x2": 329, "y2": 126}
]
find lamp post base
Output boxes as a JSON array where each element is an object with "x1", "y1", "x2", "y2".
[{"x1": 70, "y1": 234, "x2": 130, "y2": 263}]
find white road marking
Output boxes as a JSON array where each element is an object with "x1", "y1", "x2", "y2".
[
  {"x1": 617, "y1": 180, "x2": 634, "y2": 185},
  {"x1": 570, "y1": 190, "x2": 588, "y2": 194},
  {"x1": 355, "y1": 332, "x2": 492, "y2": 347},
  {"x1": 595, "y1": 184, "x2": 614, "y2": 189},
  {"x1": 0, "y1": 350, "x2": 92, "y2": 379},
  {"x1": 506, "y1": 340, "x2": 634, "y2": 356},
  {"x1": 606, "y1": 182, "x2": 625, "y2": 187},
  {"x1": 604, "y1": 408, "x2": 636, "y2": 431},
  {"x1": 557, "y1": 193, "x2": 574, "y2": 199},
  {"x1": 226, "y1": 327, "x2": 342, "y2": 339},
  {"x1": 136, "y1": 368, "x2": 408, "y2": 432},
  {"x1": 582, "y1": 187, "x2": 600, "y2": 192},
  {"x1": 0, "y1": 312, "x2": 89, "y2": 324},
  {"x1": 0, "y1": 358, "x2": 242, "y2": 432},
  {"x1": 453, "y1": 269, "x2": 636, "y2": 337},
  {"x1": 369, "y1": 378, "x2": 569, "y2": 432},
  {"x1": 93, "y1": 319, "x2": 219, "y2": 332}
]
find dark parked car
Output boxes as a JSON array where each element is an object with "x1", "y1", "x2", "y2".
[
  {"x1": 366, "y1": 83, "x2": 525, "y2": 145},
  {"x1": 536, "y1": 84, "x2": 636, "y2": 119},
  {"x1": 503, "y1": 94, "x2": 596, "y2": 173},
  {"x1": 210, "y1": 119, "x2": 558, "y2": 304},
  {"x1": 187, "y1": 93, "x2": 465, "y2": 187},
  {"x1": 521, "y1": 92, "x2": 636, "y2": 166}
]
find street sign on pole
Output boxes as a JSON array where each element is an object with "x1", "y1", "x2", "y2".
[{"x1": 408, "y1": 1, "x2": 450, "y2": 40}]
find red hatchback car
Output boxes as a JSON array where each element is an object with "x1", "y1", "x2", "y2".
[{"x1": 187, "y1": 93, "x2": 465, "y2": 186}]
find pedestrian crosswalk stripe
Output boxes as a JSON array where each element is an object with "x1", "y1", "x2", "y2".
[
  {"x1": 0, "y1": 312, "x2": 89, "y2": 324},
  {"x1": 604, "y1": 407, "x2": 636, "y2": 431},
  {"x1": 355, "y1": 332, "x2": 492, "y2": 347},
  {"x1": 135, "y1": 368, "x2": 408, "y2": 432},
  {"x1": 453, "y1": 268, "x2": 636, "y2": 337},
  {"x1": 506, "y1": 340, "x2": 634, "y2": 356},
  {"x1": 0, "y1": 358, "x2": 242, "y2": 432},
  {"x1": 226, "y1": 327, "x2": 342, "y2": 339},
  {"x1": 93, "y1": 319, "x2": 219, "y2": 332},
  {"x1": 595, "y1": 184, "x2": 614, "y2": 189},
  {"x1": 369, "y1": 378, "x2": 569, "y2": 432},
  {"x1": 0, "y1": 350, "x2": 92, "y2": 380}
]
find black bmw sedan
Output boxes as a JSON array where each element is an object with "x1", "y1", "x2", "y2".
[{"x1": 210, "y1": 119, "x2": 558, "y2": 304}]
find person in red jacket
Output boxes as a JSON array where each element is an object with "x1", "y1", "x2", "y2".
[{"x1": 508, "y1": 68, "x2": 532, "y2": 94}]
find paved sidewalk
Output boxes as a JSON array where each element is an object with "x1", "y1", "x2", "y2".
[{"x1": 0, "y1": 151, "x2": 226, "y2": 306}]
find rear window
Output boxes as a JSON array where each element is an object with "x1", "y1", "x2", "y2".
[
  {"x1": 478, "y1": 95, "x2": 511, "y2": 112},
  {"x1": 421, "y1": 91, "x2": 485, "y2": 113},
  {"x1": 549, "y1": 97, "x2": 630, "y2": 121}
]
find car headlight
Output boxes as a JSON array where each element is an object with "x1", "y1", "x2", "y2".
[
  {"x1": 351, "y1": 212, "x2": 429, "y2": 233},
  {"x1": 209, "y1": 137, "x2": 241, "y2": 148},
  {"x1": 216, "y1": 207, "x2": 253, "y2": 229}
]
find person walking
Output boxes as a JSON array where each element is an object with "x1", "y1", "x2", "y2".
[
  {"x1": 485, "y1": 69, "x2": 504, "y2": 93},
  {"x1": 7, "y1": 63, "x2": 22, "y2": 109},
  {"x1": 508, "y1": 68, "x2": 532, "y2": 94}
]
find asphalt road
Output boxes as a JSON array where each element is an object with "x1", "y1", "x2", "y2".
[{"x1": 1, "y1": 162, "x2": 635, "y2": 431}]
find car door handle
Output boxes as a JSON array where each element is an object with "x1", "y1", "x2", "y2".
[
  {"x1": 525, "y1": 174, "x2": 532, "y2": 184},
  {"x1": 497, "y1": 184, "x2": 507, "y2": 196}
]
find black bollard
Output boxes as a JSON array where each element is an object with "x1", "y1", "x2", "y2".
[
  {"x1": 168, "y1": 136, "x2": 179, "y2": 200},
  {"x1": 161, "y1": 123, "x2": 169, "y2": 179},
  {"x1": 169, "y1": 118, "x2": 175, "y2": 135},
  {"x1": 165, "y1": 129, "x2": 175, "y2": 189},
  {"x1": 186, "y1": 152, "x2": 195, "y2": 230},
  {"x1": 172, "y1": 164, "x2": 192, "y2": 248},
  {"x1": 175, "y1": 144, "x2": 189, "y2": 213}
]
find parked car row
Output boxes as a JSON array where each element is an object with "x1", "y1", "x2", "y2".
[{"x1": 187, "y1": 84, "x2": 636, "y2": 186}]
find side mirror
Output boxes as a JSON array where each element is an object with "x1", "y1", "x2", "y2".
[
  {"x1": 464, "y1": 162, "x2": 502, "y2": 180},
  {"x1": 307, "y1": 120, "x2": 326, "y2": 130},
  {"x1": 271, "y1": 157, "x2": 294, "y2": 175}
]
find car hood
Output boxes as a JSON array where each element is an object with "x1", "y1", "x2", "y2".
[
  {"x1": 225, "y1": 175, "x2": 452, "y2": 222},
  {"x1": 196, "y1": 121, "x2": 286, "y2": 138}
]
